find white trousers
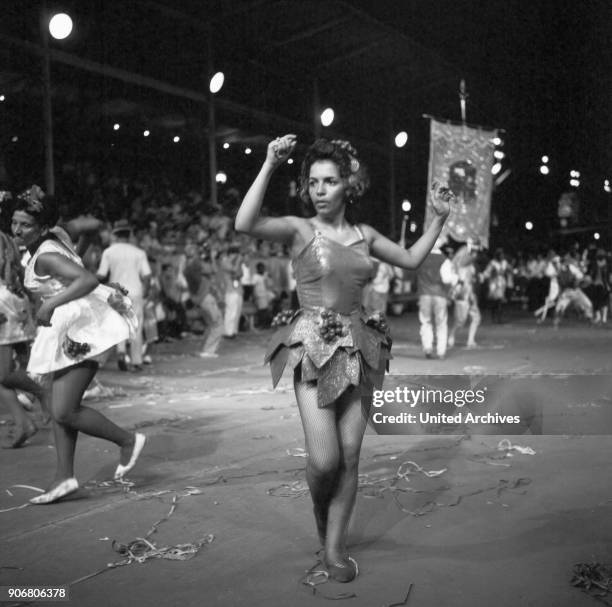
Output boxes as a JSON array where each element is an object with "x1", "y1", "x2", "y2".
[
  {"x1": 418, "y1": 295, "x2": 449, "y2": 357},
  {"x1": 116, "y1": 295, "x2": 144, "y2": 365},
  {"x1": 224, "y1": 291, "x2": 243, "y2": 336}
]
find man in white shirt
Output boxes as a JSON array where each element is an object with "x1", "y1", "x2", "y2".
[{"x1": 97, "y1": 221, "x2": 151, "y2": 371}]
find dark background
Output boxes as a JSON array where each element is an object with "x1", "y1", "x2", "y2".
[{"x1": 1, "y1": 0, "x2": 610, "y2": 250}]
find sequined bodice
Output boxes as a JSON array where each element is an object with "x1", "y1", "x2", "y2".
[{"x1": 293, "y1": 231, "x2": 374, "y2": 315}]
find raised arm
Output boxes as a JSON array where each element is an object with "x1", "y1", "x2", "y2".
[
  {"x1": 234, "y1": 134, "x2": 299, "y2": 243},
  {"x1": 366, "y1": 182, "x2": 455, "y2": 270}
]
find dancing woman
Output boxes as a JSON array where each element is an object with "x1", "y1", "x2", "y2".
[
  {"x1": 11, "y1": 187, "x2": 146, "y2": 504},
  {"x1": 0, "y1": 191, "x2": 40, "y2": 447},
  {"x1": 235, "y1": 136, "x2": 453, "y2": 581}
]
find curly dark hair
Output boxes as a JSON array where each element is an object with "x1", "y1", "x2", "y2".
[
  {"x1": 12, "y1": 185, "x2": 59, "y2": 228},
  {"x1": 298, "y1": 138, "x2": 369, "y2": 205}
]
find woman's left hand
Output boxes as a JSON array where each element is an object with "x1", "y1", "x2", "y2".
[
  {"x1": 430, "y1": 181, "x2": 456, "y2": 219},
  {"x1": 36, "y1": 302, "x2": 54, "y2": 326}
]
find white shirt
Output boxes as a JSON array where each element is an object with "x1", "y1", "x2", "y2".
[{"x1": 97, "y1": 242, "x2": 151, "y2": 300}]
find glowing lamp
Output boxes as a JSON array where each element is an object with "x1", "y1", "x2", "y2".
[
  {"x1": 394, "y1": 131, "x2": 408, "y2": 148},
  {"x1": 49, "y1": 13, "x2": 73, "y2": 40},
  {"x1": 209, "y1": 72, "x2": 225, "y2": 94},
  {"x1": 320, "y1": 108, "x2": 335, "y2": 127}
]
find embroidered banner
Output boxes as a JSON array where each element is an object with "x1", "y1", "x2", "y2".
[{"x1": 424, "y1": 119, "x2": 497, "y2": 247}]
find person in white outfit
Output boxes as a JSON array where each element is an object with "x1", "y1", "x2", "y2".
[
  {"x1": 416, "y1": 239, "x2": 456, "y2": 359},
  {"x1": 448, "y1": 243, "x2": 481, "y2": 349},
  {"x1": 220, "y1": 246, "x2": 244, "y2": 338},
  {"x1": 12, "y1": 187, "x2": 145, "y2": 504},
  {"x1": 97, "y1": 221, "x2": 151, "y2": 371}
]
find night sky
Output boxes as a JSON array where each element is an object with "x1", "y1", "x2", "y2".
[
  {"x1": 355, "y1": 0, "x2": 612, "y2": 245},
  {"x1": 2, "y1": 0, "x2": 611, "y2": 248}
]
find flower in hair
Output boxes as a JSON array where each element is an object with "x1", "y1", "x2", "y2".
[
  {"x1": 331, "y1": 140, "x2": 360, "y2": 173},
  {"x1": 331, "y1": 139, "x2": 357, "y2": 156},
  {"x1": 17, "y1": 185, "x2": 46, "y2": 213}
]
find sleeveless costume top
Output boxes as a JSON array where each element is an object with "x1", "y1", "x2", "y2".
[
  {"x1": 24, "y1": 237, "x2": 138, "y2": 376},
  {"x1": 265, "y1": 226, "x2": 392, "y2": 407},
  {"x1": 0, "y1": 232, "x2": 35, "y2": 345}
]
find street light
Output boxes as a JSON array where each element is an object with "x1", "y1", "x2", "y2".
[
  {"x1": 209, "y1": 71, "x2": 225, "y2": 94},
  {"x1": 394, "y1": 131, "x2": 408, "y2": 148},
  {"x1": 207, "y1": 68, "x2": 225, "y2": 207},
  {"x1": 48, "y1": 13, "x2": 73, "y2": 40},
  {"x1": 320, "y1": 108, "x2": 334, "y2": 127},
  {"x1": 399, "y1": 199, "x2": 411, "y2": 247},
  {"x1": 41, "y1": 9, "x2": 74, "y2": 195}
]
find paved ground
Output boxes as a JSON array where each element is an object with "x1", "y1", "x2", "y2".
[{"x1": 1, "y1": 309, "x2": 611, "y2": 607}]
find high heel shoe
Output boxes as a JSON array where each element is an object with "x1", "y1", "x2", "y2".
[
  {"x1": 30, "y1": 478, "x2": 79, "y2": 505},
  {"x1": 324, "y1": 555, "x2": 359, "y2": 583},
  {"x1": 114, "y1": 433, "x2": 146, "y2": 480}
]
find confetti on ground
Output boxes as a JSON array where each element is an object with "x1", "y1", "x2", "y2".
[
  {"x1": 497, "y1": 439, "x2": 536, "y2": 455},
  {"x1": 300, "y1": 558, "x2": 357, "y2": 601},
  {"x1": 83, "y1": 382, "x2": 127, "y2": 401},
  {"x1": 571, "y1": 563, "x2": 612, "y2": 605},
  {"x1": 68, "y1": 492, "x2": 214, "y2": 587},
  {"x1": 267, "y1": 480, "x2": 310, "y2": 498}
]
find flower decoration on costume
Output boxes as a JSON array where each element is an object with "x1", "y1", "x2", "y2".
[
  {"x1": 107, "y1": 285, "x2": 132, "y2": 315},
  {"x1": 17, "y1": 184, "x2": 45, "y2": 214},
  {"x1": 365, "y1": 312, "x2": 389, "y2": 335},
  {"x1": 271, "y1": 308, "x2": 300, "y2": 328},
  {"x1": 63, "y1": 336, "x2": 91, "y2": 359},
  {"x1": 331, "y1": 140, "x2": 360, "y2": 173},
  {"x1": 318, "y1": 309, "x2": 348, "y2": 343}
]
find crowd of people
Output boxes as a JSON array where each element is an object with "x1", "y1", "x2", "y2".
[
  {"x1": 39, "y1": 173, "x2": 612, "y2": 367},
  {"x1": 415, "y1": 237, "x2": 610, "y2": 360}
]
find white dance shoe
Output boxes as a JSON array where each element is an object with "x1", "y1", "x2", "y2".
[
  {"x1": 30, "y1": 478, "x2": 79, "y2": 505},
  {"x1": 114, "y1": 433, "x2": 146, "y2": 480}
]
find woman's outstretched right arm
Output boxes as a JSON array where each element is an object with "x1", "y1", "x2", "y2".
[{"x1": 235, "y1": 134, "x2": 298, "y2": 243}]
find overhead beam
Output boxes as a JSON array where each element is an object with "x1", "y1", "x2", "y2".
[
  {"x1": 272, "y1": 16, "x2": 351, "y2": 47},
  {"x1": 0, "y1": 33, "x2": 311, "y2": 134},
  {"x1": 317, "y1": 37, "x2": 387, "y2": 69}
]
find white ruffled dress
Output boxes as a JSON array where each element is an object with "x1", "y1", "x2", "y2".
[{"x1": 25, "y1": 239, "x2": 138, "y2": 376}]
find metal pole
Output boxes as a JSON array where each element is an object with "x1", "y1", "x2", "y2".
[
  {"x1": 388, "y1": 108, "x2": 396, "y2": 239},
  {"x1": 207, "y1": 26, "x2": 217, "y2": 208},
  {"x1": 208, "y1": 95, "x2": 218, "y2": 208},
  {"x1": 313, "y1": 78, "x2": 321, "y2": 138},
  {"x1": 40, "y1": 6, "x2": 55, "y2": 195}
]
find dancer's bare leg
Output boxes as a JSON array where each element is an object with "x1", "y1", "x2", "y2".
[
  {"x1": 49, "y1": 362, "x2": 134, "y2": 487},
  {"x1": 0, "y1": 345, "x2": 36, "y2": 448}
]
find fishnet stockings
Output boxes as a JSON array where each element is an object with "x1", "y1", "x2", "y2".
[{"x1": 294, "y1": 379, "x2": 370, "y2": 562}]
